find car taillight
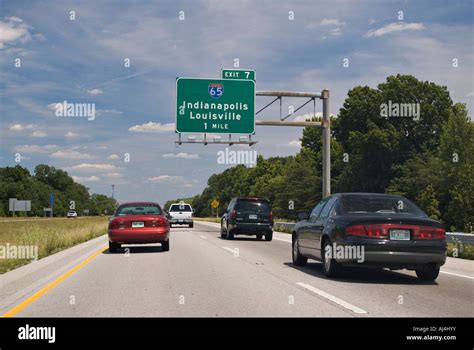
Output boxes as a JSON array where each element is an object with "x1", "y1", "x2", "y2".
[
  {"x1": 151, "y1": 217, "x2": 168, "y2": 227},
  {"x1": 345, "y1": 225, "x2": 366, "y2": 237},
  {"x1": 346, "y1": 224, "x2": 389, "y2": 238},
  {"x1": 269, "y1": 211, "x2": 273, "y2": 221},
  {"x1": 414, "y1": 227, "x2": 445, "y2": 240},
  {"x1": 109, "y1": 218, "x2": 121, "y2": 229},
  {"x1": 230, "y1": 209, "x2": 237, "y2": 219}
]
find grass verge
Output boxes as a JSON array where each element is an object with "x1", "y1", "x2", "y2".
[
  {"x1": 0, "y1": 217, "x2": 108, "y2": 274},
  {"x1": 447, "y1": 242, "x2": 474, "y2": 260}
]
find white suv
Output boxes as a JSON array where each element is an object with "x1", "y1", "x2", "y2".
[{"x1": 168, "y1": 202, "x2": 193, "y2": 228}]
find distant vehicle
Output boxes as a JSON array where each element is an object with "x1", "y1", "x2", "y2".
[
  {"x1": 108, "y1": 202, "x2": 170, "y2": 253},
  {"x1": 221, "y1": 197, "x2": 273, "y2": 241},
  {"x1": 66, "y1": 210, "x2": 77, "y2": 218},
  {"x1": 292, "y1": 193, "x2": 447, "y2": 281},
  {"x1": 168, "y1": 202, "x2": 194, "y2": 228}
]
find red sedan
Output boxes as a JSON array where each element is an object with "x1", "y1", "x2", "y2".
[{"x1": 108, "y1": 202, "x2": 170, "y2": 253}]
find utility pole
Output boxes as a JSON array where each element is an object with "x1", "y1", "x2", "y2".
[
  {"x1": 112, "y1": 184, "x2": 115, "y2": 199},
  {"x1": 321, "y1": 89, "x2": 331, "y2": 198}
]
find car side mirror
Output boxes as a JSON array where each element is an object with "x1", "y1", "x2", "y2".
[{"x1": 297, "y1": 211, "x2": 309, "y2": 221}]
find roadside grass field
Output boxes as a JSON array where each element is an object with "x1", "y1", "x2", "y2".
[
  {"x1": 0, "y1": 217, "x2": 109, "y2": 273},
  {"x1": 447, "y1": 242, "x2": 474, "y2": 260}
]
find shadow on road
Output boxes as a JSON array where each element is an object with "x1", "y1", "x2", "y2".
[
  {"x1": 284, "y1": 262, "x2": 438, "y2": 285},
  {"x1": 102, "y1": 245, "x2": 165, "y2": 254},
  {"x1": 218, "y1": 236, "x2": 266, "y2": 242}
]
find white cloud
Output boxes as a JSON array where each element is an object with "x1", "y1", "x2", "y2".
[
  {"x1": 287, "y1": 140, "x2": 301, "y2": 148},
  {"x1": 50, "y1": 150, "x2": 92, "y2": 160},
  {"x1": 69, "y1": 163, "x2": 118, "y2": 172},
  {"x1": 329, "y1": 27, "x2": 342, "y2": 36},
  {"x1": 87, "y1": 88, "x2": 103, "y2": 95},
  {"x1": 107, "y1": 154, "x2": 120, "y2": 160},
  {"x1": 14, "y1": 144, "x2": 57, "y2": 153},
  {"x1": 31, "y1": 130, "x2": 47, "y2": 137},
  {"x1": 65, "y1": 131, "x2": 79, "y2": 138},
  {"x1": 319, "y1": 19, "x2": 346, "y2": 26},
  {"x1": 103, "y1": 172, "x2": 123, "y2": 179},
  {"x1": 162, "y1": 152, "x2": 199, "y2": 159},
  {"x1": 366, "y1": 22, "x2": 425, "y2": 37},
  {"x1": 9, "y1": 123, "x2": 36, "y2": 131},
  {"x1": 0, "y1": 17, "x2": 32, "y2": 49},
  {"x1": 128, "y1": 121, "x2": 175, "y2": 133},
  {"x1": 148, "y1": 175, "x2": 185, "y2": 183},
  {"x1": 72, "y1": 175, "x2": 100, "y2": 183}
]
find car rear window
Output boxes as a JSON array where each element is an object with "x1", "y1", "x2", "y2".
[
  {"x1": 116, "y1": 204, "x2": 162, "y2": 216},
  {"x1": 340, "y1": 195, "x2": 426, "y2": 216},
  {"x1": 235, "y1": 200, "x2": 270, "y2": 212},
  {"x1": 170, "y1": 204, "x2": 192, "y2": 212}
]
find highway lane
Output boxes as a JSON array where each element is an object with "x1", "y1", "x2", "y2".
[{"x1": 1, "y1": 221, "x2": 473, "y2": 317}]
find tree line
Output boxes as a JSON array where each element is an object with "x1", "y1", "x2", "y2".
[
  {"x1": 168, "y1": 75, "x2": 474, "y2": 232},
  {"x1": 0, "y1": 164, "x2": 117, "y2": 216}
]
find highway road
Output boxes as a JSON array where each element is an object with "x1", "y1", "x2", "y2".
[{"x1": 1, "y1": 221, "x2": 473, "y2": 317}]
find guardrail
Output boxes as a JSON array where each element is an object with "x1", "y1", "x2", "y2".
[{"x1": 274, "y1": 222, "x2": 474, "y2": 244}]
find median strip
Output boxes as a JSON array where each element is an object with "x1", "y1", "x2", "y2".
[
  {"x1": 296, "y1": 282, "x2": 368, "y2": 315},
  {"x1": 2, "y1": 246, "x2": 107, "y2": 317}
]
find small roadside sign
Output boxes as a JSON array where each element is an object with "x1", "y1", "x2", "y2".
[
  {"x1": 211, "y1": 199, "x2": 219, "y2": 209},
  {"x1": 222, "y1": 69, "x2": 256, "y2": 82}
]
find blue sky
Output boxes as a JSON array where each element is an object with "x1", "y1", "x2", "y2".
[{"x1": 0, "y1": 0, "x2": 473, "y2": 205}]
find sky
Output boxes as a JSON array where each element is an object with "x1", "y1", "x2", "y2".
[{"x1": 0, "y1": 0, "x2": 473, "y2": 205}]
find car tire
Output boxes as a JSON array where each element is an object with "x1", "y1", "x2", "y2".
[
  {"x1": 416, "y1": 265, "x2": 440, "y2": 281},
  {"x1": 189, "y1": 223, "x2": 194, "y2": 228},
  {"x1": 292, "y1": 235, "x2": 307, "y2": 266},
  {"x1": 162, "y1": 240, "x2": 170, "y2": 252},
  {"x1": 256, "y1": 233, "x2": 263, "y2": 240},
  {"x1": 227, "y1": 229, "x2": 234, "y2": 240},
  {"x1": 220, "y1": 227, "x2": 227, "y2": 238},
  {"x1": 322, "y1": 239, "x2": 342, "y2": 277},
  {"x1": 109, "y1": 241, "x2": 120, "y2": 253},
  {"x1": 264, "y1": 232, "x2": 273, "y2": 241}
]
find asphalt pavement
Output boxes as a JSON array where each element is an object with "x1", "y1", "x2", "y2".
[{"x1": 1, "y1": 221, "x2": 473, "y2": 317}]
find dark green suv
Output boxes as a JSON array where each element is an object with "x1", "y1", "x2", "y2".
[{"x1": 220, "y1": 197, "x2": 273, "y2": 241}]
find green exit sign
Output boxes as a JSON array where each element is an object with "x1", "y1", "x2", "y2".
[
  {"x1": 222, "y1": 69, "x2": 256, "y2": 82},
  {"x1": 176, "y1": 77, "x2": 255, "y2": 134}
]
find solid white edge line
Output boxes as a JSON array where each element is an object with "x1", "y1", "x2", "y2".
[
  {"x1": 297, "y1": 282, "x2": 368, "y2": 314},
  {"x1": 440, "y1": 271, "x2": 474, "y2": 280}
]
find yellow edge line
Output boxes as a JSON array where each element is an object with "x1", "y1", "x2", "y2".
[{"x1": 2, "y1": 246, "x2": 107, "y2": 317}]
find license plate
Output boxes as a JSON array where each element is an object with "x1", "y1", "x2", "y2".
[
  {"x1": 132, "y1": 222, "x2": 144, "y2": 228},
  {"x1": 390, "y1": 229, "x2": 410, "y2": 240},
  {"x1": 249, "y1": 214, "x2": 258, "y2": 220}
]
